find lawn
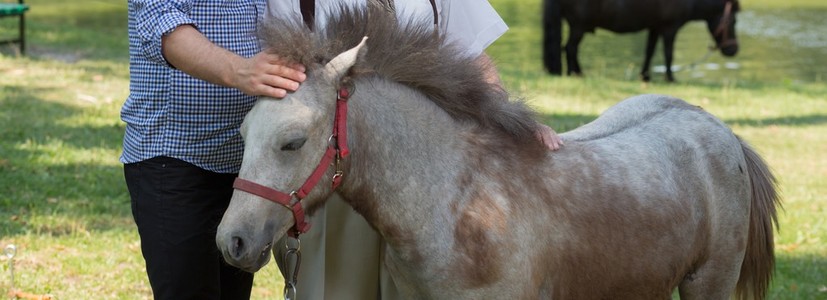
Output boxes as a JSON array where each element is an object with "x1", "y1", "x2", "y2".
[{"x1": 1, "y1": 0, "x2": 825, "y2": 299}]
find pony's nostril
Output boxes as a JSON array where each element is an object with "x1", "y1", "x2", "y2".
[{"x1": 231, "y1": 236, "x2": 245, "y2": 259}]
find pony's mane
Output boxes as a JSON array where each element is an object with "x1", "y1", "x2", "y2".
[{"x1": 259, "y1": 4, "x2": 541, "y2": 145}]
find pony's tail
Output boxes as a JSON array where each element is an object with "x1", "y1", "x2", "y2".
[
  {"x1": 735, "y1": 137, "x2": 781, "y2": 300},
  {"x1": 542, "y1": 0, "x2": 562, "y2": 75}
]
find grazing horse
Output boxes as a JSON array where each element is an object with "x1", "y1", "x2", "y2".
[
  {"x1": 216, "y1": 6, "x2": 779, "y2": 299},
  {"x1": 543, "y1": 0, "x2": 740, "y2": 81}
]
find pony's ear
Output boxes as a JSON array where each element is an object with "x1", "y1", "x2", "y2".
[{"x1": 323, "y1": 36, "x2": 368, "y2": 82}]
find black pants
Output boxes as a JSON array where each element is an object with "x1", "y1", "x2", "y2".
[{"x1": 124, "y1": 156, "x2": 253, "y2": 300}]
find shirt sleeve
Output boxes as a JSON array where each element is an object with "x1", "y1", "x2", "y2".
[
  {"x1": 266, "y1": 0, "x2": 506, "y2": 58},
  {"x1": 132, "y1": 0, "x2": 197, "y2": 65},
  {"x1": 266, "y1": 0, "x2": 301, "y2": 23},
  {"x1": 439, "y1": 0, "x2": 509, "y2": 57}
]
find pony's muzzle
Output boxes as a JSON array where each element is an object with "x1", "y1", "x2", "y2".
[
  {"x1": 217, "y1": 231, "x2": 273, "y2": 273},
  {"x1": 720, "y1": 42, "x2": 738, "y2": 57}
]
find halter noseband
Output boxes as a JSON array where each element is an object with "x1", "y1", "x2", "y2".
[
  {"x1": 713, "y1": 0, "x2": 737, "y2": 49},
  {"x1": 232, "y1": 87, "x2": 352, "y2": 238}
]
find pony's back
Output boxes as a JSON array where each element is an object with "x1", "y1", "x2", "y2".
[{"x1": 554, "y1": 94, "x2": 778, "y2": 299}]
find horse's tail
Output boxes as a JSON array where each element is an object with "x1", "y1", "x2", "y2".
[
  {"x1": 542, "y1": 0, "x2": 562, "y2": 74},
  {"x1": 735, "y1": 136, "x2": 781, "y2": 300}
]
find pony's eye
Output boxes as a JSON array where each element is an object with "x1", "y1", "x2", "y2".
[{"x1": 281, "y1": 137, "x2": 307, "y2": 151}]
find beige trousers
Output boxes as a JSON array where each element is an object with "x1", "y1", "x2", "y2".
[{"x1": 276, "y1": 194, "x2": 399, "y2": 300}]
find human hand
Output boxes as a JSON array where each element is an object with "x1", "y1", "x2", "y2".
[
  {"x1": 536, "y1": 123, "x2": 563, "y2": 151},
  {"x1": 233, "y1": 52, "x2": 306, "y2": 98}
]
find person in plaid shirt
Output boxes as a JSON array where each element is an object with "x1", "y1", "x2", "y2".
[{"x1": 121, "y1": 0, "x2": 305, "y2": 299}]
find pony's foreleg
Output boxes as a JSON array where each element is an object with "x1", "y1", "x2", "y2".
[
  {"x1": 640, "y1": 29, "x2": 658, "y2": 82},
  {"x1": 564, "y1": 26, "x2": 585, "y2": 76},
  {"x1": 661, "y1": 27, "x2": 680, "y2": 82},
  {"x1": 542, "y1": 0, "x2": 562, "y2": 75}
]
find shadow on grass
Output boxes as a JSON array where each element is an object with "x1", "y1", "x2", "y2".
[
  {"x1": 537, "y1": 104, "x2": 827, "y2": 131},
  {"x1": 1, "y1": 85, "x2": 130, "y2": 237},
  {"x1": 0, "y1": 85, "x2": 124, "y2": 150},
  {"x1": 725, "y1": 114, "x2": 827, "y2": 127},
  {"x1": 770, "y1": 254, "x2": 827, "y2": 298}
]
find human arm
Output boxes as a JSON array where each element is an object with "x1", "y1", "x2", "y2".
[
  {"x1": 129, "y1": 0, "x2": 305, "y2": 98},
  {"x1": 162, "y1": 25, "x2": 306, "y2": 98},
  {"x1": 475, "y1": 52, "x2": 564, "y2": 150},
  {"x1": 479, "y1": 54, "x2": 563, "y2": 151},
  {"x1": 438, "y1": 0, "x2": 562, "y2": 150}
]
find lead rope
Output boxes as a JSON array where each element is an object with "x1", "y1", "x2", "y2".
[
  {"x1": 685, "y1": 46, "x2": 717, "y2": 72},
  {"x1": 686, "y1": 1, "x2": 733, "y2": 72},
  {"x1": 282, "y1": 238, "x2": 301, "y2": 300}
]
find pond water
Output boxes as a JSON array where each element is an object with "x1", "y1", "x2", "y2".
[{"x1": 493, "y1": 4, "x2": 827, "y2": 85}]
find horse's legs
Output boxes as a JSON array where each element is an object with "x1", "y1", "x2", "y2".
[
  {"x1": 542, "y1": 0, "x2": 563, "y2": 75},
  {"x1": 564, "y1": 26, "x2": 585, "y2": 76},
  {"x1": 661, "y1": 28, "x2": 679, "y2": 82},
  {"x1": 677, "y1": 255, "x2": 744, "y2": 300},
  {"x1": 640, "y1": 29, "x2": 658, "y2": 82},
  {"x1": 678, "y1": 216, "x2": 749, "y2": 300}
]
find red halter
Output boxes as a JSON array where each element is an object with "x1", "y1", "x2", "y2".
[{"x1": 232, "y1": 87, "x2": 352, "y2": 238}]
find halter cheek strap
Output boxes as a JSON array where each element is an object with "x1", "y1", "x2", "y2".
[
  {"x1": 233, "y1": 87, "x2": 352, "y2": 238},
  {"x1": 713, "y1": 1, "x2": 737, "y2": 48}
]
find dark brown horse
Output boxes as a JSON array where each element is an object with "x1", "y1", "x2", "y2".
[{"x1": 543, "y1": 0, "x2": 740, "y2": 81}]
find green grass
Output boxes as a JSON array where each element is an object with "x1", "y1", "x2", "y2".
[
  {"x1": 747, "y1": 0, "x2": 827, "y2": 9},
  {"x1": 1, "y1": 0, "x2": 825, "y2": 299}
]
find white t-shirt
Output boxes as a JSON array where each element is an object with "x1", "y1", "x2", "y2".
[{"x1": 267, "y1": 0, "x2": 508, "y2": 57}]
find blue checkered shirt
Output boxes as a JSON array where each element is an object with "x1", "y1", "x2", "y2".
[{"x1": 121, "y1": 0, "x2": 266, "y2": 173}]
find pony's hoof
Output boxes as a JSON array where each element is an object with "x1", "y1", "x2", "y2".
[{"x1": 545, "y1": 65, "x2": 563, "y2": 75}]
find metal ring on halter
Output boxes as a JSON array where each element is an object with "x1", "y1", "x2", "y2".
[
  {"x1": 283, "y1": 282, "x2": 297, "y2": 300},
  {"x1": 282, "y1": 238, "x2": 302, "y2": 300},
  {"x1": 288, "y1": 190, "x2": 301, "y2": 207},
  {"x1": 283, "y1": 247, "x2": 302, "y2": 283},
  {"x1": 284, "y1": 236, "x2": 301, "y2": 251},
  {"x1": 338, "y1": 82, "x2": 355, "y2": 99},
  {"x1": 272, "y1": 191, "x2": 300, "y2": 210}
]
